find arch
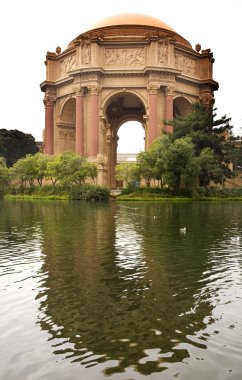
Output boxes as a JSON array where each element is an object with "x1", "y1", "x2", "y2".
[
  {"x1": 101, "y1": 91, "x2": 146, "y2": 189},
  {"x1": 57, "y1": 97, "x2": 76, "y2": 153},
  {"x1": 117, "y1": 121, "x2": 145, "y2": 154},
  {"x1": 173, "y1": 96, "x2": 192, "y2": 118},
  {"x1": 101, "y1": 89, "x2": 147, "y2": 116},
  {"x1": 60, "y1": 97, "x2": 76, "y2": 122}
]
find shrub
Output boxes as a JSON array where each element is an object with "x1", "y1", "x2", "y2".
[{"x1": 69, "y1": 184, "x2": 110, "y2": 202}]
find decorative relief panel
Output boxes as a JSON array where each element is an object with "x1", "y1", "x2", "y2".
[
  {"x1": 58, "y1": 130, "x2": 75, "y2": 140},
  {"x1": 57, "y1": 123, "x2": 75, "y2": 140},
  {"x1": 60, "y1": 55, "x2": 77, "y2": 77},
  {"x1": 104, "y1": 48, "x2": 145, "y2": 67},
  {"x1": 174, "y1": 54, "x2": 195, "y2": 75}
]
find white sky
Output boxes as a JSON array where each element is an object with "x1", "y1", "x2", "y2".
[{"x1": 1, "y1": 0, "x2": 241, "y2": 152}]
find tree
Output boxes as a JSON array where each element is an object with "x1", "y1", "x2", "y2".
[
  {"x1": 45, "y1": 152, "x2": 98, "y2": 186},
  {"x1": 115, "y1": 162, "x2": 140, "y2": 187},
  {"x1": 10, "y1": 157, "x2": 30, "y2": 187},
  {"x1": 150, "y1": 136, "x2": 171, "y2": 187},
  {"x1": 136, "y1": 151, "x2": 156, "y2": 187},
  {"x1": 196, "y1": 147, "x2": 224, "y2": 187},
  {"x1": 0, "y1": 157, "x2": 10, "y2": 187},
  {"x1": 0, "y1": 129, "x2": 39, "y2": 167},
  {"x1": 161, "y1": 137, "x2": 199, "y2": 190},
  {"x1": 45, "y1": 155, "x2": 62, "y2": 186},
  {"x1": 85, "y1": 162, "x2": 98, "y2": 184},
  {"x1": 34, "y1": 153, "x2": 51, "y2": 186},
  {"x1": 170, "y1": 103, "x2": 235, "y2": 185}
]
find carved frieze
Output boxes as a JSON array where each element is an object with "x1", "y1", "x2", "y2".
[
  {"x1": 104, "y1": 48, "x2": 145, "y2": 67},
  {"x1": 57, "y1": 123, "x2": 75, "y2": 140},
  {"x1": 60, "y1": 55, "x2": 77, "y2": 77},
  {"x1": 58, "y1": 130, "x2": 75, "y2": 140},
  {"x1": 174, "y1": 53, "x2": 195, "y2": 75}
]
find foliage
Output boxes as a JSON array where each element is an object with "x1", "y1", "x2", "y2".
[
  {"x1": 115, "y1": 162, "x2": 140, "y2": 186},
  {"x1": 0, "y1": 157, "x2": 10, "y2": 186},
  {"x1": 45, "y1": 152, "x2": 98, "y2": 186},
  {"x1": 133, "y1": 104, "x2": 236, "y2": 190},
  {"x1": 0, "y1": 157, "x2": 10, "y2": 199},
  {"x1": 230, "y1": 144, "x2": 242, "y2": 170},
  {"x1": 0, "y1": 129, "x2": 39, "y2": 167},
  {"x1": 9, "y1": 151, "x2": 98, "y2": 188},
  {"x1": 34, "y1": 153, "x2": 50, "y2": 186},
  {"x1": 196, "y1": 147, "x2": 224, "y2": 187},
  {"x1": 136, "y1": 151, "x2": 156, "y2": 187},
  {"x1": 151, "y1": 136, "x2": 200, "y2": 190},
  {"x1": 170, "y1": 103, "x2": 235, "y2": 184},
  {"x1": 69, "y1": 184, "x2": 110, "y2": 201}
]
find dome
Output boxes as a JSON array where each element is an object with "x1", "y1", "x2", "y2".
[
  {"x1": 69, "y1": 13, "x2": 191, "y2": 49},
  {"x1": 89, "y1": 13, "x2": 175, "y2": 32}
]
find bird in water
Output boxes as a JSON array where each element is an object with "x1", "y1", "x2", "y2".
[
  {"x1": 180, "y1": 227, "x2": 186, "y2": 234},
  {"x1": 231, "y1": 236, "x2": 241, "y2": 243}
]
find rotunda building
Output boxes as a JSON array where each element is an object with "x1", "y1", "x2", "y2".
[{"x1": 40, "y1": 13, "x2": 218, "y2": 188}]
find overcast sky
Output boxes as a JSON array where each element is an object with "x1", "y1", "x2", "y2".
[{"x1": 1, "y1": 0, "x2": 241, "y2": 151}]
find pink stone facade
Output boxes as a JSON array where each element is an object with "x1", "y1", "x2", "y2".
[{"x1": 40, "y1": 14, "x2": 218, "y2": 187}]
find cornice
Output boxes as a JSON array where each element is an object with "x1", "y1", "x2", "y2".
[
  {"x1": 176, "y1": 75, "x2": 218, "y2": 91},
  {"x1": 40, "y1": 81, "x2": 56, "y2": 92}
]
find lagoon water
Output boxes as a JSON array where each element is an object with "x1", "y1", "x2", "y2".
[{"x1": 0, "y1": 200, "x2": 242, "y2": 380}]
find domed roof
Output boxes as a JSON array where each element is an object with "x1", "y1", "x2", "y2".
[
  {"x1": 89, "y1": 13, "x2": 175, "y2": 32},
  {"x1": 68, "y1": 13, "x2": 191, "y2": 49}
]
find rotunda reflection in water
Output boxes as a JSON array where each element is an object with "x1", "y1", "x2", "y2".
[{"x1": 35, "y1": 201, "x2": 215, "y2": 377}]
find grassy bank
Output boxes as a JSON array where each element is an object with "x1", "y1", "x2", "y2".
[
  {"x1": 4, "y1": 194, "x2": 70, "y2": 200},
  {"x1": 116, "y1": 186, "x2": 242, "y2": 202},
  {"x1": 3, "y1": 184, "x2": 110, "y2": 202}
]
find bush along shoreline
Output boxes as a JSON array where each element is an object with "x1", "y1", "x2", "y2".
[
  {"x1": 4, "y1": 184, "x2": 110, "y2": 202},
  {"x1": 116, "y1": 185, "x2": 242, "y2": 201}
]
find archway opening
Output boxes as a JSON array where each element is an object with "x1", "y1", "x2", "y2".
[
  {"x1": 173, "y1": 97, "x2": 192, "y2": 118},
  {"x1": 105, "y1": 92, "x2": 146, "y2": 188},
  {"x1": 117, "y1": 121, "x2": 145, "y2": 155}
]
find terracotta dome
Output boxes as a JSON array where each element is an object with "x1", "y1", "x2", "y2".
[
  {"x1": 69, "y1": 13, "x2": 191, "y2": 48},
  {"x1": 88, "y1": 13, "x2": 175, "y2": 32}
]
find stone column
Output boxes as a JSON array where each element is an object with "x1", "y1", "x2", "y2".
[
  {"x1": 142, "y1": 115, "x2": 148, "y2": 150},
  {"x1": 111, "y1": 135, "x2": 119, "y2": 189},
  {"x1": 106, "y1": 127, "x2": 112, "y2": 188},
  {"x1": 89, "y1": 85, "x2": 100, "y2": 157},
  {"x1": 44, "y1": 95, "x2": 55, "y2": 154},
  {"x1": 75, "y1": 87, "x2": 85, "y2": 155},
  {"x1": 165, "y1": 85, "x2": 174, "y2": 134},
  {"x1": 148, "y1": 84, "x2": 159, "y2": 146}
]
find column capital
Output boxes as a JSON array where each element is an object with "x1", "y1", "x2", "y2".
[
  {"x1": 199, "y1": 91, "x2": 214, "y2": 110},
  {"x1": 165, "y1": 85, "x2": 175, "y2": 96},
  {"x1": 88, "y1": 84, "x2": 101, "y2": 95},
  {"x1": 73, "y1": 86, "x2": 85, "y2": 97},
  {"x1": 148, "y1": 83, "x2": 160, "y2": 95},
  {"x1": 44, "y1": 93, "x2": 56, "y2": 106}
]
